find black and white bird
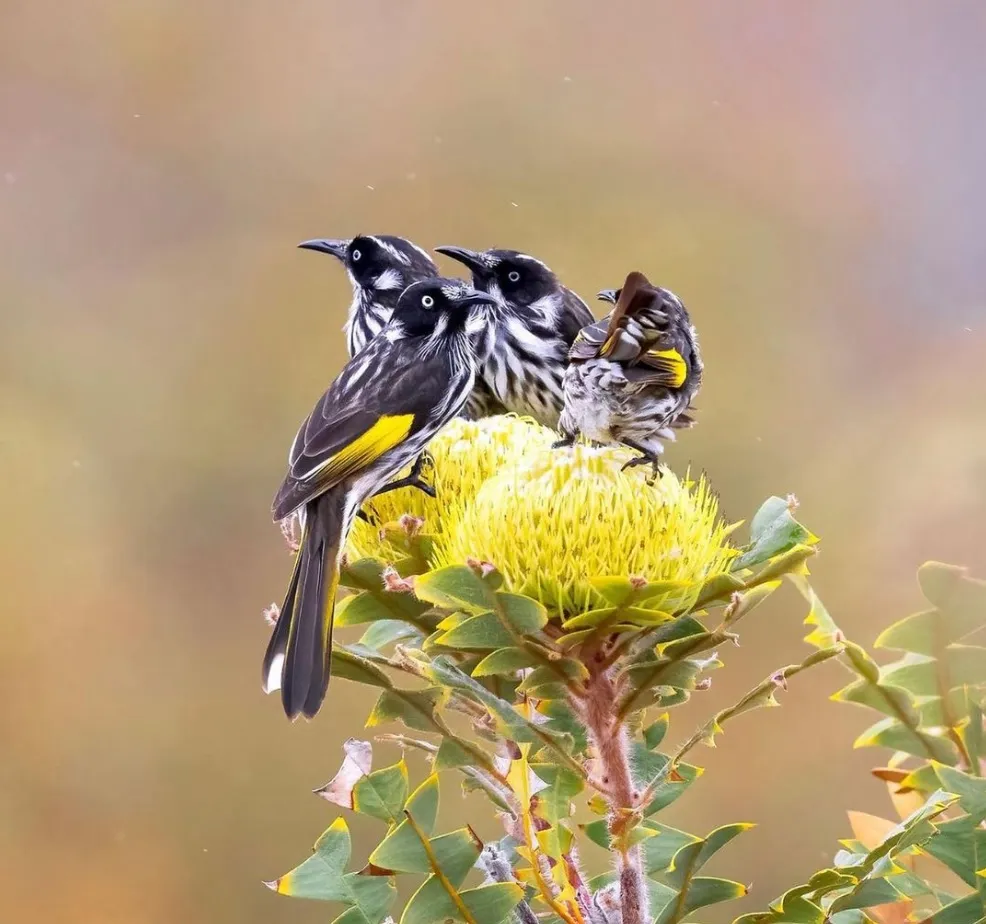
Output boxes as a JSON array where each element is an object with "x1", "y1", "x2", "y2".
[
  {"x1": 434, "y1": 246, "x2": 594, "y2": 427},
  {"x1": 558, "y1": 271, "x2": 702, "y2": 473},
  {"x1": 298, "y1": 234, "x2": 438, "y2": 356},
  {"x1": 263, "y1": 278, "x2": 496, "y2": 720}
]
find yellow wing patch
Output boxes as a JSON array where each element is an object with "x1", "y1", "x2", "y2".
[
  {"x1": 644, "y1": 348, "x2": 688, "y2": 388},
  {"x1": 310, "y1": 413, "x2": 415, "y2": 486}
]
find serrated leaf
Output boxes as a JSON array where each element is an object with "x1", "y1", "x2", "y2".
[
  {"x1": 413, "y1": 566, "x2": 498, "y2": 614},
  {"x1": 662, "y1": 823, "x2": 751, "y2": 889},
  {"x1": 328, "y1": 874, "x2": 397, "y2": 924},
  {"x1": 536, "y1": 821, "x2": 574, "y2": 859},
  {"x1": 266, "y1": 817, "x2": 352, "y2": 899},
  {"x1": 529, "y1": 764, "x2": 583, "y2": 824},
  {"x1": 832, "y1": 677, "x2": 921, "y2": 723},
  {"x1": 338, "y1": 559, "x2": 435, "y2": 627},
  {"x1": 352, "y1": 760, "x2": 409, "y2": 823},
  {"x1": 498, "y1": 593, "x2": 548, "y2": 633},
  {"x1": 630, "y1": 742, "x2": 702, "y2": 815},
  {"x1": 921, "y1": 892, "x2": 986, "y2": 924},
  {"x1": 642, "y1": 823, "x2": 701, "y2": 874},
  {"x1": 827, "y1": 877, "x2": 904, "y2": 912},
  {"x1": 789, "y1": 572, "x2": 844, "y2": 648},
  {"x1": 376, "y1": 826, "x2": 481, "y2": 877},
  {"x1": 434, "y1": 738, "x2": 475, "y2": 770},
  {"x1": 315, "y1": 739, "x2": 373, "y2": 808},
  {"x1": 471, "y1": 647, "x2": 539, "y2": 677},
  {"x1": 732, "y1": 495, "x2": 814, "y2": 572}
]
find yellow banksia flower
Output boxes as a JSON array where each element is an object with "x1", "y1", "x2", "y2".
[
  {"x1": 346, "y1": 415, "x2": 556, "y2": 561},
  {"x1": 434, "y1": 440, "x2": 734, "y2": 614}
]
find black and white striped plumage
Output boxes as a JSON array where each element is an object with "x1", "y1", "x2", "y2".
[
  {"x1": 435, "y1": 246, "x2": 594, "y2": 427},
  {"x1": 559, "y1": 271, "x2": 702, "y2": 469},
  {"x1": 298, "y1": 234, "x2": 438, "y2": 357},
  {"x1": 263, "y1": 278, "x2": 495, "y2": 720}
]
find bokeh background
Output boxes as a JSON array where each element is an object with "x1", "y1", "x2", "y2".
[{"x1": 3, "y1": 2, "x2": 986, "y2": 921}]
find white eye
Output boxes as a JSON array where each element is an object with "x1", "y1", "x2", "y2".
[
  {"x1": 507, "y1": 270, "x2": 521, "y2": 282},
  {"x1": 351, "y1": 249, "x2": 362, "y2": 262},
  {"x1": 421, "y1": 295, "x2": 435, "y2": 308}
]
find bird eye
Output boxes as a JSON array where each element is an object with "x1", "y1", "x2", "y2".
[
  {"x1": 421, "y1": 295, "x2": 435, "y2": 308},
  {"x1": 351, "y1": 249, "x2": 362, "y2": 262},
  {"x1": 507, "y1": 270, "x2": 521, "y2": 282}
]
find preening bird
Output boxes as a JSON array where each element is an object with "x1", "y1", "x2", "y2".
[
  {"x1": 558, "y1": 271, "x2": 702, "y2": 472},
  {"x1": 263, "y1": 278, "x2": 496, "y2": 720},
  {"x1": 434, "y1": 246, "x2": 594, "y2": 427},
  {"x1": 298, "y1": 234, "x2": 438, "y2": 356}
]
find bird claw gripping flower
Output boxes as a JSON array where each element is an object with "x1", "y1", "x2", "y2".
[{"x1": 560, "y1": 270, "x2": 703, "y2": 472}]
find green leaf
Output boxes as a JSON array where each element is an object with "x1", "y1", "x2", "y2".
[
  {"x1": 497, "y1": 592, "x2": 549, "y2": 633},
  {"x1": 338, "y1": 559, "x2": 435, "y2": 628},
  {"x1": 359, "y1": 619, "x2": 421, "y2": 653},
  {"x1": 266, "y1": 817, "x2": 352, "y2": 899},
  {"x1": 400, "y1": 881, "x2": 523, "y2": 924},
  {"x1": 966, "y1": 698, "x2": 984, "y2": 768},
  {"x1": 434, "y1": 738, "x2": 475, "y2": 771},
  {"x1": 789, "y1": 573, "x2": 844, "y2": 649},
  {"x1": 827, "y1": 877, "x2": 904, "y2": 912},
  {"x1": 641, "y1": 823, "x2": 701, "y2": 874},
  {"x1": 924, "y1": 815, "x2": 985, "y2": 886},
  {"x1": 653, "y1": 876, "x2": 748, "y2": 924},
  {"x1": 732, "y1": 495, "x2": 814, "y2": 572},
  {"x1": 436, "y1": 612, "x2": 515, "y2": 650},
  {"x1": 332, "y1": 650, "x2": 393, "y2": 689},
  {"x1": 413, "y1": 566, "x2": 498, "y2": 614},
  {"x1": 936, "y1": 764, "x2": 986, "y2": 822},
  {"x1": 922, "y1": 892, "x2": 986, "y2": 924},
  {"x1": 529, "y1": 764, "x2": 583, "y2": 824},
  {"x1": 643, "y1": 714, "x2": 670, "y2": 750},
  {"x1": 854, "y1": 715, "x2": 959, "y2": 763},
  {"x1": 368, "y1": 775, "x2": 440, "y2": 869},
  {"x1": 367, "y1": 688, "x2": 443, "y2": 734},
  {"x1": 328, "y1": 875, "x2": 397, "y2": 924},
  {"x1": 662, "y1": 823, "x2": 752, "y2": 889},
  {"x1": 374, "y1": 826, "x2": 481, "y2": 877},
  {"x1": 352, "y1": 760, "x2": 409, "y2": 823},
  {"x1": 630, "y1": 742, "x2": 702, "y2": 814},
  {"x1": 881, "y1": 647, "x2": 986, "y2": 696},
  {"x1": 471, "y1": 647, "x2": 539, "y2": 677}
]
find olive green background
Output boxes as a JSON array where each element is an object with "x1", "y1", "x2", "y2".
[{"x1": 2, "y1": 2, "x2": 985, "y2": 921}]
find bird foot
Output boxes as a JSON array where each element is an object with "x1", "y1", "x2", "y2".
[
  {"x1": 552, "y1": 435, "x2": 576, "y2": 450},
  {"x1": 621, "y1": 454, "x2": 664, "y2": 480}
]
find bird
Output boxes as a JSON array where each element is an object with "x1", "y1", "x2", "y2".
[
  {"x1": 298, "y1": 234, "x2": 439, "y2": 357},
  {"x1": 434, "y1": 245, "x2": 594, "y2": 427},
  {"x1": 262, "y1": 278, "x2": 496, "y2": 720},
  {"x1": 558, "y1": 270, "x2": 702, "y2": 474}
]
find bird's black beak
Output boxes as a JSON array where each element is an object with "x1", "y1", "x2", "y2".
[
  {"x1": 455, "y1": 291, "x2": 498, "y2": 309},
  {"x1": 435, "y1": 245, "x2": 489, "y2": 277},
  {"x1": 298, "y1": 238, "x2": 349, "y2": 260},
  {"x1": 597, "y1": 288, "x2": 620, "y2": 305}
]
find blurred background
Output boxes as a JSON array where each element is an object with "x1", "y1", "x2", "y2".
[{"x1": 2, "y1": 1, "x2": 985, "y2": 921}]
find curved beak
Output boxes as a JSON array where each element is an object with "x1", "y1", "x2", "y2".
[
  {"x1": 298, "y1": 238, "x2": 348, "y2": 260},
  {"x1": 597, "y1": 288, "x2": 620, "y2": 305},
  {"x1": 455, "y1": 291, "x2": 498, "y2": 309},
  {"x1": 435, "y1": 245, "x2": 489, "y2": 277}
]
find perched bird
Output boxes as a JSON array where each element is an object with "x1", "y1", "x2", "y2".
[
  {"x1": 298, "y1": 234, "x2": 438, "y2": 356},
  {"x1": 434, "y1": 246, "x2": 594, "y2": 427},
  {"x1": 558, "y1": 271, "x2": 702, "y2": 472},
  {"x1": 263, "y1": 278, "x2": 496, "y2": 720}
]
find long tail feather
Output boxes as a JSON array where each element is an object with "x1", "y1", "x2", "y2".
[{"x1": 262, "y1": 493, "x2": 345, "y2": 720}]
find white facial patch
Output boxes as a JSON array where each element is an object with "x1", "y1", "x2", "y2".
[
  {"x1": 513, "y1": 252, "x2": 552, "y2": 272},
  {"x1": 384, "y1": 322, "x2": 407, "y2": 342},
  {"x1": 374, "y1": 268, "x2": 403, "y2": 291},
  {"x1": 368, "y1": 236, "x2": 412, "y2": 266},
  {"x1": 440, "y1": 283, "x2": 466, "y2": 299},
  {"x1": 527, "y1": 293, "x2": 562, "y2": 326}
]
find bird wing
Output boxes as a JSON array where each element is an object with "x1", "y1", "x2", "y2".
[
  {"x1": 558, "y1": 287, "x2": 598, "y2": 346},
  {"x1": 272, "y1": 339, "x2": 457, "y2": 520}
]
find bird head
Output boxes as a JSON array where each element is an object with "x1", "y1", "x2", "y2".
[
  {"x1": 435, "y1": 246, "x2": 563, "y2": 312},
  {"x1": 298, "y1": 234, "x2": 437, "y2": 298},
  {"x1": 392, "y1": 278, "x2": 497, "y2": 338},
  {"x1": 597, "y1": 287, "x2": 620, "y2": 305}
]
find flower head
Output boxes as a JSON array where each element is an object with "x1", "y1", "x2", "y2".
[
  {"x1": 434, "y1": 440, "x2": 733, "y2": 614},
  {"x1": 346, "y1": 415, "x2": 556, "y2": 561}
]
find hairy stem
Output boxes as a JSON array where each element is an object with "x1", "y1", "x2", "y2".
[{"x1": 578, "y1": 653, "x2": 647, "y2": 924}]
